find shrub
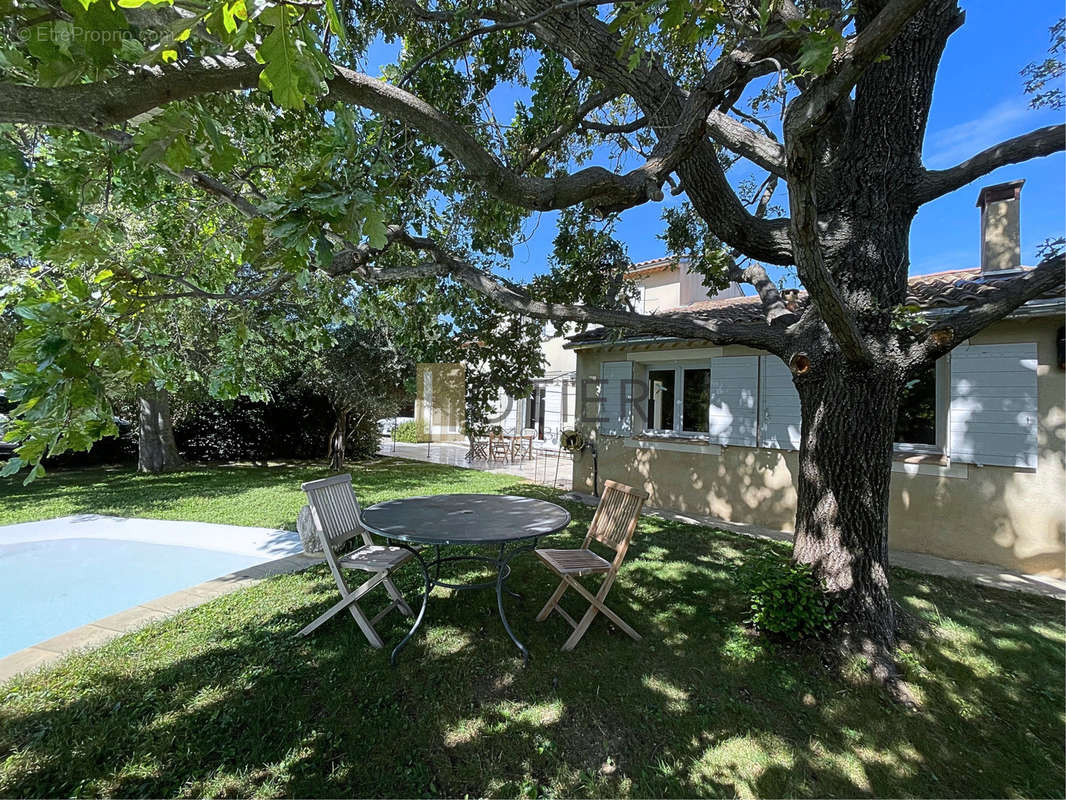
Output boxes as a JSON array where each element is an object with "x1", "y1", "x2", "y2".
[
  {"x1": 391, "y1": 420, "x2": 419, "y2": 443},
  {"x1": 175, "y1": 389, "x2": 333, "y2": 463},
  {"x1": 743, "y1": 551, "x2": 839, "y2": 641}
]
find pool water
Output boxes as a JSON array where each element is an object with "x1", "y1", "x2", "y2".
[{"x1": 0, "y1": 538, "x2": 268, "y2": 658}]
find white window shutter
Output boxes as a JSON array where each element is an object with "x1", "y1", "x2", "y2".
[
  {"x1": 949, "y1": 343, "x2": 1038, "y2": 468},
  {"x1": 599, "y1": 361, "x2": 633, "y2": 436},
  {"x1": 708, "y1": 356, "x2": 758, "y2": 447},
  {"x1": 758, "y1": 356, "x2": 802, "y2": 450}
]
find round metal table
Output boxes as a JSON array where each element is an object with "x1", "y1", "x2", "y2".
[{"x1": 360, "y1": 494, "x2": 571, "y2": 664}]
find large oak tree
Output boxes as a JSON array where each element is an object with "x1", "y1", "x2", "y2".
[{"x1": 1, "y1": 0, "x2": 1063, "y2": 693}]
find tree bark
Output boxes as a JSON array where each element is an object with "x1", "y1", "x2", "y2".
[
  {"x1": 792, "y1": 366, "x2": 899, "y2": 646},
  {"x1": 137, "y1": 386, "x2": 183, "y2": 473},
  {"x1": 328, "y1": 407, "x2": 347, "y2": 470}
]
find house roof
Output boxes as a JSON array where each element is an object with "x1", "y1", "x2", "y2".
[
  {"x1": 624, "y1": 256, "x2": 680, "y2": 279},
  {"x1": 567, "y1": 266, "x2": 1065, "y2": 347}
]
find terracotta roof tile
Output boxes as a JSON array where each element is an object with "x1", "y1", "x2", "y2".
[
  {"x1": 624, "y1": 256, "x2": 679, "y2": 278},
  {"x1": 569, "y1": 266, "x2": 1064, "y2": 344}
]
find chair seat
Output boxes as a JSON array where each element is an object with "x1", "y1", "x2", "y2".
[
  {"x1": 535, "y1": 548, "x2": 612, "y2": 576},
  {"x1": 340, "y1": 545, "x2": 413, "y2": 572}
]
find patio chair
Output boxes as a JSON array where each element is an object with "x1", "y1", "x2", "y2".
[
  {"x1": 534, "y1": 479, "x2": 647, "y2": 650},
  {"x1": 466, "y1": 432, "x2": 489, "y2": 461},
  {"x1": 515, "y1": 427, "x2": 537, "y2": 460},
  {"x1": 296, "y1": 474, "x2": 415, "y2": 647},
  {"x1": 489, "y1": 432, "x2": 512, "y2": 462}
]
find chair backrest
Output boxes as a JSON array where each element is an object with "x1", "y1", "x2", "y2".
[
  {"x1": 300, "y1": 474, "x2": 373, "y2": 553},
  {"x1": 584, "y1": 480, "x2": 648, "y2": 566}
]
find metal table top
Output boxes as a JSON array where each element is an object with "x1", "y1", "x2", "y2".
[{"x1": 361, "y1": 494, "x2": 571, "y2": 546}]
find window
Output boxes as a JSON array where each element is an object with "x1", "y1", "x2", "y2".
[
  {"x1": 643, "y1": 363, "x2": 711, "y2": 435},
  {"x1": 895, "y1": 361, "x2": 946, "y2": 453},
  {"x1": 682, "y1": 367, "x2": 710, "y2": 433},
  {"x1": 647, "y1": 369, "x2": 675, "y2": 431}
]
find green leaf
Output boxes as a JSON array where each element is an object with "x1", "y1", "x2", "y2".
[
  {"x1": 324, "y1": 0, "x2": 347, "y2": 47},
  {"x1": 0, "y1": 457, "x2": 24, "y2": 477},
  {"x1": 257, "y1": 17, "x2": 305, "y2": 109},
  {"x1": 797, "y1": 32, "x2": 839, "y2": 75},
  {"x1": 362, "y1": 206, "x2": 388, "y2": 249}
]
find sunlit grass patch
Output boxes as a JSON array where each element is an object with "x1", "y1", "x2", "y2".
[{"x1": 0, "y1": 461, "x2": 1063, "y2": 798}]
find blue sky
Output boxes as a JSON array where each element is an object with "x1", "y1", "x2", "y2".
[{"x1": 370, "y1": 1, "x2": 1064, "y2": 291}]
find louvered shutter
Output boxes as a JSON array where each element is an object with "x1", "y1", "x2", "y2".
[
  {"x1": 758, "y1": 356, "x2": 802, "y2": 450},
  {"x1": 707, "y1": 356, "x2": 758, "y2": 447},
  {"x1": 949, "y1": 343, "x2": 1038, "y2": 468},
  {"x1": 599, "y1": 361, "x2": 633, "y2": 436}
]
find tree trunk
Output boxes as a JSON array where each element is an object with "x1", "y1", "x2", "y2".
[
  {"x1": 328, "y1": 408, "x2": 347, "y2": 470},
  {"x1": 792, "y1": 365, "x2": 899, "y2": 637},
  {"x1": 790, "y1": 363, "x2": 919, "y2": 704},
  {"x1": 137, "y1": 386, "x2": 183, "y2": 473}
]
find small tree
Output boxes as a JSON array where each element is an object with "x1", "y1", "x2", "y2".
[{"x1": 302, "y1": 323, "x2": 412, "y2": 469}]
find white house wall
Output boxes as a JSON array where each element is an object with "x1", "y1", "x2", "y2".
[{"x1": 571, "y1": 317, "x2": 1066, "y2": 578}]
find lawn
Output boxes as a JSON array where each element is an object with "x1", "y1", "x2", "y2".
[{"x1": 0, "y1": 460, "x2": 1063, "y2": 798}]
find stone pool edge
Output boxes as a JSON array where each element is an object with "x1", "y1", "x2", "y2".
[{"x1": 0, "y1": 551, "x2": 323, "y2": 684}]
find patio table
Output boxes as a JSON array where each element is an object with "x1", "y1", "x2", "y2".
[{"x1": 360, "y1": 493, "x2": 571, "y2": 664}]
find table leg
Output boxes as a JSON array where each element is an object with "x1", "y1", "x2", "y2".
[
  {"x1": 498, "y1": 543, "x2": 521, "y2": 599},
  {"x1": 390, "y1": 543, "x2": 431, "y2": 666},
  {"x1": 495, "y1": 538, "x2": 538, "y2": 664}
]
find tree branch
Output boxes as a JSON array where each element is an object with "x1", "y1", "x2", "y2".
[
  {"x1": 704, "y1": 109, "x2": 787, "y2": 177},
  {"x1": 914, "y1": 124, "x2": 1066, "y2": 205},
  {"x1": 397, "y1": 0, "x2": 616, "y2": 87},
  {"x1": 516, "y1": 88, "x2": 618, "y2": 173},
  {"x1": 511, "y1": 0, "x2": 796, "y2": 263},
  {"x1": 909, "y1": 256, "x2": 1065, "y2": 365},
  {"x1": 784, "y1": 132, "x2": 872, "y2": 364},
  {"x1": 0, "y1": 59, "x2": 685, "y2": 216},
  {"x1": 0, "y1": 55, "x2": 262, "y2": 131},
  {"x1": 788, "y1": 0, "x2": 930, "y2": 138},
  {"x1": 580, "y1": 116, "x2": 646, "y2": 134},
  {"x1": 328, "y1": 226, "x2": 788, "y2": 350}
]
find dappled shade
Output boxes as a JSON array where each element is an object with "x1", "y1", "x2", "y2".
[{"x1": 0, "y1": 463, "x2": 1062, "y2": 797}]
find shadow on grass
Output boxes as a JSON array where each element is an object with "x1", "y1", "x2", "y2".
[{"x1": 0, "y1": 478, "x2": 1063, "y2": 798}]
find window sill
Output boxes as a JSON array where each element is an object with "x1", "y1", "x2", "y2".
[
  {"x1": 891, "y1": 453, "x2": 968, "y2": 479},
  {"x1": 893, "y1": 452, "x2": 947, "y2": 466},
  {"x1": 624, "y1": 435, "x2": 722, "y2": 455}
]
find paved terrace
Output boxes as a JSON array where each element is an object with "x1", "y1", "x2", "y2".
[{"x1": 378, "y1": 438, "x2": 574, "y2": 490}]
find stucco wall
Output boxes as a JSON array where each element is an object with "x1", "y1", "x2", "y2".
[
  {"x1": 540, "y1": 334, "x2": 577, "y2": 375},
  {"x1": 639, "y1": 270, "x2": 682, "y2": 312},
  {"x1": 678, "y1": 260, "x2": 745, "y2": 306},
  {"x1": 571, "y1": 317, "x2": 1066, "y2": 577}
]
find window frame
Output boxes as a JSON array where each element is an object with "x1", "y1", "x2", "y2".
[
  {"x1": 894, "y1": 357, "x2": 949, "y2": 455},
  {"x1": 638, "y1": 360, "x2": 713, "y2": 438}
]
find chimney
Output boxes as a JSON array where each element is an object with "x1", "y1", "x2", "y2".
[{"x1": 976, "y1": 179, "x2": 1024, "y2": 273}]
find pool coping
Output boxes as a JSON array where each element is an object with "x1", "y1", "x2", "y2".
[{"x1": 0, "y1": 551, "x2": 323, "y2": 684}]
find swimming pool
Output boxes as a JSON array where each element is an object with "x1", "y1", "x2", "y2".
[{"x1": 0, "y1": 515, "x2": 303, "y2": 659}]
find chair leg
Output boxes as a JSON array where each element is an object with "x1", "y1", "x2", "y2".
[
  {"x1": 382, "y1": 576, "x2": 415, "y2": 617},
  {"x1": 296, "y1": 572, "x2": 386, "y2": 646},
  {"x1": 536, "y1": 579, "x2": 568, "y2": 622},
  {"x1": 347, "y1": 598, "x2": 385, "y2": 649},
  {"x1": 561, "y1": 578, "x2": 602, "y2": 651},
  {"x1": 565, "y1": 574, "x2": 641, "y2": 647}
]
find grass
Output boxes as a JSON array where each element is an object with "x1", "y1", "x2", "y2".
[
  {"x1": 0, "y1": 458, "x2": 520, "y2": 529},
  {"x1": 1, "y1": 460, "x2": 1064, "y2": 798}
]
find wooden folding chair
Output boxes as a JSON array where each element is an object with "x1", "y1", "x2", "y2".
[
  {"x1": 488, "y1": 432, "x2": 512, "y2": 462},
  {"x1": 296, "y1": 474, "x2": 415, "y2": 647},
  {"x1": 534, "y1": 479, "x2": 648, "y2": 650}
]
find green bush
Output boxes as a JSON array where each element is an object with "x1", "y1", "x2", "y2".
[
  {"x1": 392, "y1": 420, "x2": 419, "y2": 443},
  {"x1": 743, "y1": 552, "x2": 839, "y2": 641}
]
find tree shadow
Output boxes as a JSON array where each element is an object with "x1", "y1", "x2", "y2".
[{"x1": 0, "y1": 482, "x2": 1062, "y2": 798}]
